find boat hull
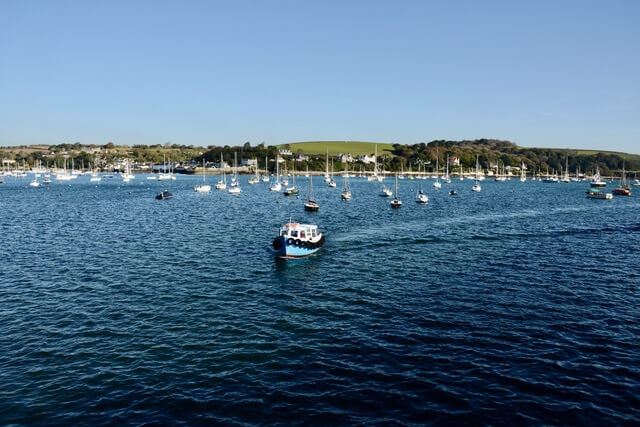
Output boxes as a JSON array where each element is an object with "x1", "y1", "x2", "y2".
[
  {"x1": 612, "y1": 188, "x2": 631, "y2": 196},
  {"x1": 304, "y1": 201, "x2": 319, "y2": 211},
  {"x1": 272, "y1": 235, "x2": 324, "y2": 258}
]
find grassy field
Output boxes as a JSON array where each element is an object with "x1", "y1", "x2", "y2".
[
  {"x1": 573, "y1": 149, "x2": 640, "y2": 162},
  {"x1": 276, "y1": 141, "x2": 395, "y2": 156}
]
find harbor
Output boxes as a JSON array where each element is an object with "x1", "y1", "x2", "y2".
[{"x1": 2, "y1": 172, "x2": 639, "y2": 424}]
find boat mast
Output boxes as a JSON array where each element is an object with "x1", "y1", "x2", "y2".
[
  {"x1": 325, "y1": 150, "x2": 329, "y2": 178},
  {"x1": 435, "y1": 146, "x2": 439, "y2": 181},
  {"x1": 374, "y1": 144, "x2": 378, "y2": 176}
]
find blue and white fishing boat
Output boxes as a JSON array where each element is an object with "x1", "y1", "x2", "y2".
[{"x1": 272, "y1": 221, "x2": 325, "y2": 259}]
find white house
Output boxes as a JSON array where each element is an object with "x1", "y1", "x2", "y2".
[
  {"x1": 241, "y1": 159, "x2": 257, "y2": 167},
  {"x1": 357, "y1": 154, "x2": 376, "y2": 164},
  {"x1": 337, "y1": 153, "x2": 354, "y2": 163}
]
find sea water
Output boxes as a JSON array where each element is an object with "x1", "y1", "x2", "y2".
[{"x1": 1, "y1": 176, "x2": 639, "y2": 424}]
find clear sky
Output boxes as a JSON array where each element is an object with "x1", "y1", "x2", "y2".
[{"x1": 1, "y1": 0, "x2": 638, "y2": 152}]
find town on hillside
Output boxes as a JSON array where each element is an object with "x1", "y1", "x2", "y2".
[{"x1": 1, "y1": 140, "x2": 637, "y2": 177}]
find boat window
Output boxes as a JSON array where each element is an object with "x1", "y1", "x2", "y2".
[
  {"x1": 291, "y1": 230, "x2": 298, "y2": 237},
  {"x1": 300, "y1": 231, "x2": 305, "y2": 238},
  {"x1": 312, "y1": 230, "x2": 317, "y2": 237}
]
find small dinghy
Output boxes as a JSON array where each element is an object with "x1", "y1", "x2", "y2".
[{"x1": 156, "y1": 190, "x2": 173, "y2": 200}]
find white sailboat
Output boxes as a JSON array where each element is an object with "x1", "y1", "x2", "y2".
[
  {"x1": 122, "y1": 161, "x2": 134, "y2": 182},
  {"x1": 194, "y1": 159, "x2": 211, "y2": 193},
  {"x1": 472, "y1": 155, "x2": 482, "y2": 192},
  {"x1": 379, "y1": 166, "x2": 392, "y2": 196},
  {"x1": 283, "y1": 164, "x2": 299, "y2": 196},
  {"x1": 304, "y1": 174, "x2": 319, "y2": 211},
  {"x1": 391, "y1": 174, "x2": 402, "y2": 208},
  {"x1": 90, "y1": 162, "x2": 102, "y2": 182},
  {"x1": 269, "y1": 157, "x2": 282, "y2": 191},
  {"x1": 328, "y1": 159, "x2": 336, "y2": 188},
  {"x1": 324, "y1": 150, "x2": 331, "y2": 183},
  {"x1": 444, "y1": 154, "x2": 451, "y2": 183},
  {"x1": 56, "y1": 160, "x2": 73, "y2": 181},
  {"x1": 367, "y1": 144, "x2": 383, "y2": 181},
  {"x1": 433, "y1": 147, "x2": 442, "y2": 189},
  {"x1": 520, "y1": 161, "x2": 527, "y2": 182},
  {"x1": 248, "y1": 159, "x2": 260, "y2": 184},
  {"x1": 158, "y1": 154, "x2": 173, "y2": 180},
  {"x1": 230, "y1": 152, "x2": 239, "y2": 187},
  {"x1": 228, "y1": 152, "x2": 241, "y2": 194},
  {"x1": 416, "y1": 177, "x2": 428, "y2": 204},
  {"x1": 215, "y1": 153, "x2": 227, "y2": 190},
  {"x1": 341, "y1": 165, "x2": 352, "y2": 200}
]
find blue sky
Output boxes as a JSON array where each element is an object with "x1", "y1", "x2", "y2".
[{"x1": 1, "y1": 0, "x2": 638, "y2": 152}]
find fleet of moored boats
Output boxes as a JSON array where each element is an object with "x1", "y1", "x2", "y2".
[{"x1": 4, "y1": 156, "x2": 638, "y2": 259}]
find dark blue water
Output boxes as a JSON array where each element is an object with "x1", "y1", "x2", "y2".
[{"x1": 1, "y1": 175, "x2": 639, "y2": 424}]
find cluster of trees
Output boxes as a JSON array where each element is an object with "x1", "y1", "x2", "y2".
[{"x1": 388, "y1": 139, "x2": 638, "y2": 175}]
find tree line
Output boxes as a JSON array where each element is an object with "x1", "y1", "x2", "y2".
[{"x1": 2, "y1": 139, "x2": 638, "y2": 175}]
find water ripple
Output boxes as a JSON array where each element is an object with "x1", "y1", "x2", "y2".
[{"x1": 1, "y1": 176, "x2": 639, "y2": 424}]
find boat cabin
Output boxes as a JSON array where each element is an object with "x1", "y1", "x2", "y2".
[{"x1": 279, "y1": 222, "x2": 318, "y2": 241}]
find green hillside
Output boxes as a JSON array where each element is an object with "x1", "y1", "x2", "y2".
[
  {"x1": 276, "y1": 141, "x2": 394, "y2": 156},
  {"x1": 572, "y1": 149, "x2": 640, "y2": 164}
]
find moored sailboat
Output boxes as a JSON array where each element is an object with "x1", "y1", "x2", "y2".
[
  {"x1": 341, "y1": 166, "x2": 352, "y2": 200},
  {"x1": 416, "y1": 178, "x2": 428, "y2": 204},
  {"x1": 283, "y1": 165, "x2": 299, "y2": 196},
  {"x1": 228, "y1": 153, "x2": 241, "y2": 194},
  {"x1": 194, "y1": 159, "x2": 211, "y2": 193},
  {"x1": 328, "y1": 159, "x2": 336, "y2": 188},
  {"x1": 472, "y1": 155, "x2": 482, "y2": 192},
  {"x1": 215, "y1": 153, "x2": 227, "y2": 190},
  {"x1": 433, "y1": 147, "x2": 442, "y2": 189},
  {"x1": 612, "y1": 162, "x2": 631, "y2": 196},
  {"x1": 391, "y1": 174, "x2": 402, "y2": 208},
  {"x1": 269, "y1": 157, "x2": 282, "y2": 191},
  {"x1": 304, "y1": 174, "x2": 319, "y2": 211}
]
